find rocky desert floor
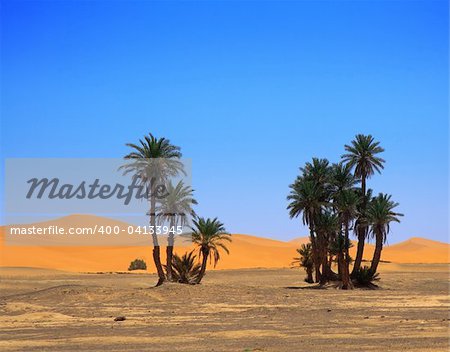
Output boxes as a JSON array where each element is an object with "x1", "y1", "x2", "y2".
[{"x1": 0, "y1": 264, "x2": 449, "y2": 351}]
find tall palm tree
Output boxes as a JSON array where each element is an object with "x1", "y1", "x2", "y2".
[
  {"x1": 366, "y1": 193, "x2": 403, "y2": 275},
  {"x1": 301, "y1": 158, "x2": 333, "y2": 281},
  {"x1": 334, "y1": 189, "x2": 360, "y2": 289},
  {"x1": 292, "y1": 243, "x2": 314, "y2": 283},
  {"x1": 191, "y1": 217, "x2": 231, "y2": 284},
  {"x1": 156, "y1": 181, "x2": 197, "y2": 281},
  {"x1": 287, "y1": 178, "x2": 327, "y2": 282},
  {"x1": 341, "y1": 134, "x2": 385, "y2": 277},
  {"x1": 123, "y1": 133, "x2": 184, "y2": 286}
]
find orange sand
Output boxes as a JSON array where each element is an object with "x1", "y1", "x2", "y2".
[{"x1": 0, "y1": 215, "x2": 448, "y2": 272}]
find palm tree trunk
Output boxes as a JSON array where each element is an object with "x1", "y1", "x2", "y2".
[
  {"x1": 337, "y1": 252, "x2": 345, "y2": 284},
  {"x1": 306, "y1": 267, "x2": 313, "y2": 283},
  {"x1": 351, "y1": 228, "x2": 366, "y2": 277},
  {"x1": 309, "y1": 228, "x2": 321, "y2": 283},
  {"x1": 153, "y1": 247, "x2": 165, "y2": 286},
  {"x1": 352, "y1": 175, "x2": 367, "y2": 277},
  {"x1": 319, "y1": 236, "x2": 331, "y2": 285},
  {"x1": 166, "y1": 246, "x2": 174, "y2": 281},
  {"x1": 337, "y1": 255, "x2": 341, "y2": 278},
  {"x1": 326, "y1": 254, "x2": 338, "y2": 279},
  {"x1": 341, "y1": 221, "x2": 353, "y2": 290},
  {"x1": 166, "y1": 218, "x2": 175, "y2": 282},
  {"x1": 370, "y1": 231, "x2": 383, "y2": 275},
  {"x1": 196, "y1": 247, "x2": 209, "y2": 284},
  {"x1": 150, "y1": 192, "x2": 165, "y2": 286}
]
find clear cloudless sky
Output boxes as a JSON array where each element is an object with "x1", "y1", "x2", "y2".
[{"x1": 0, "y1": 0, "x2": 448, "y2": 243}]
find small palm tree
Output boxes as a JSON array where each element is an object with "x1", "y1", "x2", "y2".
[
  {"x1": 354, "y1": 265, "x2": 380, "y2": 289},
  {"x1": 191, "y1": 217, "x2": 231, "y2": 284},
  {"x1": 292, "y1": 243, "x2": 314, "y2": 283},
  {"x1": 123, "y1": 133, "x2": 184, "y2": 286},
  {"x1": 367, "y1": 193, "x2": 403, "y2": 274},
  {"x1": 341, "y1": 134, "x2": 385, "y2": 276},
  {"x1": 156, "y1": 181, "x2": 197, "y2": 281},
  {"x1": 169, "y1": 251, "x2": 201, "y2": 284}
]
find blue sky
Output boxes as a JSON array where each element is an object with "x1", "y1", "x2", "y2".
[{"x1": 1, "y1": 0, "x2": 448, "y2": 243}]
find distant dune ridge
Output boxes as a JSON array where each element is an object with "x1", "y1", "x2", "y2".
[{"x1": 0, "y1": 215, "x2": 448, "y2": 272}]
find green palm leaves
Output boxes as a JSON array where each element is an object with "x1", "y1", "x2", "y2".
[
  {"x1": 191, "y1": 217, "x2": 231, "y2": 265},
  {"x1": 169, "y1": 251, "x2": 202, "y2": 285},
  {"x1": 293, "y1": 243, "x2": 314, "y2": 268},
  {"x1": 334, "y1": 189, "x2": 360, "y2": 224},
  {"x1": 156, "y1": 181, "x2": 197, "y2": 229},
  {"x1": 367, "y1": 193, "x2": 403, "y2": 241},
  {"x1": 287, "y1": 180, "x2": 327, "y2": 227},
  {"x1": 342, "y1": 134, "x2": 385, "y2": 181},
  {"x1": 123, "y1": 133, "x2": 185, "y2": 184},
  {"x1": 292, "y1": 243, "x2": 314, "y2": 283},
  {"x1": 191, "y1": 217, "x2": 231, "y2": 283},
  {"x1": 125, "y1": 133, "x2": 182, "y2": 159}
]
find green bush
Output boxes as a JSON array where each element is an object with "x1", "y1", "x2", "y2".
[{"x1": 128, "y1": 258, "x2": 147, "y2": 271}]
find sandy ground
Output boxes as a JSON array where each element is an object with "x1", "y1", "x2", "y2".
[{"x1": 0, "y1": 264, "x2": 449, "y2": 352}]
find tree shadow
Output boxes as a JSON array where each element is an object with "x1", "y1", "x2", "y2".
[{"x1": 284, "y1": 285, "x2": 326, "y2": 290}]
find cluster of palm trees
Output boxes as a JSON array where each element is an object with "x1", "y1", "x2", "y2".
[
  {"x1": 288, "y1": 134, "x2": 403, "y2": 289},
  {"x1": 124, "y1": 133, "x2": 231, "y2": 286}
]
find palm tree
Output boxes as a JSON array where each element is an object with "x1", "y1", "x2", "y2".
[
  {"x1": 169, "y1": 251, "x2": 202, "y2": 284},
  {"x1": 342, "y1": 134, "x2": 385, "y2": 277},
  {"x1": 292, "y1": 243, "x2": 314, "y2": 283},
  {"x1": 156, "y1": 181, "x2": 197, "y2": 281},
  {"x1": 287, "y1": 178, "x2": 327, "y2": 282},
  {"x1": 366, "y1": 193, "x2": 403, "y2": 275},
  {"x1": 191, "y1": 217, "x2": 231, "y2": 284},
  {"x1": 334, "y1": 189, "x2": 360, "y2": 289},
  {"x1": 314, "y1": 210, "x2": 339, "y2": 284},
  {"x1": 123, "y1": 133, "x2": 184, "y2": 286}
]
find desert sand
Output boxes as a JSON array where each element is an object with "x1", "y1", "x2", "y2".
[
  {"x1": 0, "y1": 264, "x2": 449, "y2": 351},
  {"x1": 1, "y1": 215, "x2": 449, "y2": 351}
]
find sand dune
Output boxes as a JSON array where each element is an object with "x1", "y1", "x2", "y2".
[
  {"x1": 0, "y1": 215, "x2": 448, "y2": 272},
  {"x1": 381, "y1": 237, "x2": 450, "y2": 264}
]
